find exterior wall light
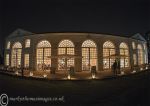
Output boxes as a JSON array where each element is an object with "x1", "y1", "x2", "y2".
[
  {"x1": 43, "y1": 74, "x2": 47, "y2": 78},
  {"x1": 92, "y1": 74, "x2": 96, "y2": 79},
  {"x1": 91, "y1": 66, "x2": 96, "y2": 79},
  {"x1": 132, "y1": 70, "x2": 136, "y2": 73},
  {"x1": 67, "y1": 74, "x2": 71, "y2": 80}
]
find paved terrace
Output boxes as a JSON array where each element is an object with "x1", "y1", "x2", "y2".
[{"x1": 0, "y1": 66, "x2": 149, "y2": 80}]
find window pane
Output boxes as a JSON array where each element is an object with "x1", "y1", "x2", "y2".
[
  {"x1": 7, "y1": 42, "x2": 10, "y2": 49},
  {"x1": 82, "y1": 40, "x2": 97, "y2": 71},
  {"x1": 132, "y1": 42, "x2": 136, "y2": 49},
  {"x1": 5, "y1": 54, "x2": 9, "y2": 66},
  {"x1": 25, "y1": 39, "x2": 30, "y2": 48},
  {"x1": 58, "y1": 40, "x2": 75, "y2": 70},
  {"x1": 58, "y1": 48, "x2": 66, "y2": 55},
  {"x1": 119, "y1": 42, "x2": 129, "y2": 68},
  {"x1": 24, "y1": 54, "x2": 29, "y2": 67},
  {"x1": 37, "y1": 40, "x2": 51, "y2": 48},
  {"x1": 37, "y1": 40, "x2": 51, "y2": 70},
  {"x1": 11, "y1": 42, "x2": 22, "y2": 68},
  {"x1": 133, "y1": 54, "x2": 137, "y2": 65},
  {"x1": 103, "y1": 41, "x2": 115, "y2": 69},
  {"x1": 137, "y1": 44, "x2": 143, "y2": 65}
]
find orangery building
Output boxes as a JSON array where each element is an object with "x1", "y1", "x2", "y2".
[{"x1": 4, "y1": 29, "x2": 148, "y2": 73}]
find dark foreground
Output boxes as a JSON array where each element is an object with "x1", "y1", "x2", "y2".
[{"x1": 0, "y1": 70, "x2": 150, "y2": 106}]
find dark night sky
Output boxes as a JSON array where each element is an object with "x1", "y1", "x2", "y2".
[{"x1": 0, "y1": 0, "x2": 150, "y2": 56}]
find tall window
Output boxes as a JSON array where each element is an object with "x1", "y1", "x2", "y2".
[
  {"x1": 143, "y1": 43, "x2": 148, "y2": 64},
  {"x1": 24, "y1": 54, "x2": 29, "y2": 68},
  {"x1": 137, "y1": 44, "x2": 143, "y2": 65},
  {"x1": 103, "y1": 41, "x2": 115, "y2": 69},
  {"x1": 82, "y1": 40, "x2": 97, "y2": 71},
  {"x1": 132, "y1": 42, "x2": 136, "y2": 49},
  {"x1": 5, "y1": 54, "x2": 9, "y2": 66},
  {"x1": 58, "y1": 40, "x2": 74, "y2": 70},
  {"x1": 6, "y1": 41, "x2": 10, "y2": 49},
  {"x1": 37, "y1": 40, "x2": 51, "y2": 70},
  {"x1": 11, "y1": 42, "x2": 22, "y2": 68},
  {"x1": 133, "y1": 54, "x2": 137, "y2": 65},
  {"x1": 25, "y1": 39, "x2": 30, "y2": 48},
  {"x1": 119, "y1": 42, "x2": 129, "y2": 68}
]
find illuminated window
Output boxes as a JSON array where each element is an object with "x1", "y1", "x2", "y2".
[
  {"x1": 103, "y1": 41, "x2": 115, "y2": 69},
  {"x1": 6, "y1": 41, "x2": 10, "y2": 49},
  {"x1": 37, "y1": 40, "x2": 51, "y2": 70},
  {"x1": 82, "y1": 40, "x2": 97, "y2": 71},
  {"x1": 137, "y1": 44, "x2": 143, "y2": 65},
  {"x1": 24, "y1": 54, "x2": 29, "y2": 68},
  {"x1": 145, "y1": 52, "x2": 147, "y2": 64},
  {"x1": 119, "y1": 42, "x2": 129, "y2": 68},
  {"x1": 11, "y1": 42, "x2": 22, "y2": 68},
  {"x1": 58, "y1": 40, "x2": 74, "y2": 70},
  {"x1": 132, "y1": 42, "x2": 136, "y2": 49},
  {"x1": 5, "y1": 54, "x2": 9, "y2": 66},
  {"x1": 143, "y1": 43, "x2": 148, "y2": 64},
  {"x1": 133, "y1": 54, "x2": 137, "y2": 65},
  {"x1": 25, "y1": 39, "x2": 30, "y2": 48}
]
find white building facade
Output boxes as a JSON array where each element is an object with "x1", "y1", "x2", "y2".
[{"x1": 4, "y1": 29, "x2": 148, "y2": 72}]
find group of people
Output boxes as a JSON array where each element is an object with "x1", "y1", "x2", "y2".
[{"x1": 112, "y1": 59, "x2": 120, "y2": 76}]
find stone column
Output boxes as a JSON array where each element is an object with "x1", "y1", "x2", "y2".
[
  {"x1": 21, "y1": 40, "x2": 25, "y2": 68},
  {"x1": 98, "y1": 43, "x2": 103, "y2": 71},
  {"x1": 128, "y1": 43, "x2": 133, "y2": 69},
  {"x1": 30, "y1": 39, "x2": 36, "y2": 71},
  {"x1": 115, "y1": 42, "x2": 120, "y2": 57},
  {"x1": 8, "y1": 50, "x2": 11, "y2": 66},
  {"x1": 75, "y1": 43, "x2": 82, "y2": 72},
  {"x1": 51, "y1": 43, "x2": 58, "y2": 71},
  {"x1": 10, "y1": 41, "x2": 14, "y2": 67}
]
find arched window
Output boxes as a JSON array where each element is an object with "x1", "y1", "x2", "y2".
[
  {"x1": 82, "y1": 40, "x2": 97, "y2": 71},
  {"x1": 143, "y1": 43, "x2": 148, "y2": 64},
  {"x1": 132, "y1": 42, "x2": 136, "y2": 49},
  {"x1": 119, "y1": 42, "x2": 129, "y2": 68},
  {"x1": 132, "y1": 42, "x2": 137, "y2": 65},
  {"x1": 58, "y1": 40, "x2": 75, "y2": 70},
  {"x1": 103, "y1": 41, "x2": 115, "y2": 69},
  {"x1": 37, "y1": 40, "x2": 51, "y2": 70},
  {"x1": 11, "y1": 42, "x2": 22, "y2": 67},
  {"x1": 137, "y1": 44, "x2": 143, "y2": 65},
  {"x1": 133, "y1": 54, "x2": 137, "y2": 65},
  {"x1": 6, "y1": 41, "x2": 10, "y2": 49},
  {"x1": 24, "y1": 54, "x2": 29, "y2": 68},
  {"x1": 5, "y1": 54, "x2": 9, "y2": 66}
]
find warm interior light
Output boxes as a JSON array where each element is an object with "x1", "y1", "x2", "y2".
[
  {"x1": 146, "y1": 66, "x2": 148, "y2": 69},
  {"x1": 67, "y1": 74, "x2": 71, "y2": 80},
  {"x1": 132, "y1": 70, "x2": 136, "y2": 73},
  {"x1": 15, "y1": 71, "x2": 18, "y2": 75},
  {"x1": 92, "y1": 74, "x2": 96, "y2": 79},
  {"x1": 43, "y1": 74, "x2": 47, "y2": 78},
  {"x1": 29, "y1": 72, "x2": 33, "y2": 76},
  {"x1": 140, "y1": 68, "x2": 143, "y2": 70}
]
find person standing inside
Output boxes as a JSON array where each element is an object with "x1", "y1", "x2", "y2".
[{"x1": 112, "y1": 60, "x2": 117, "y2": 76}]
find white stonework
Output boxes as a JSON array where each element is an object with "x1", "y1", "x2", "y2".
[{"x1": 4, "y1": 29, "x2": 148, "y2": 73}]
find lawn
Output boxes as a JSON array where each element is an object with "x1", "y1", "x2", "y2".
[{"x1": 0, "y1": 70, "x2": 150, "y2": 106}]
